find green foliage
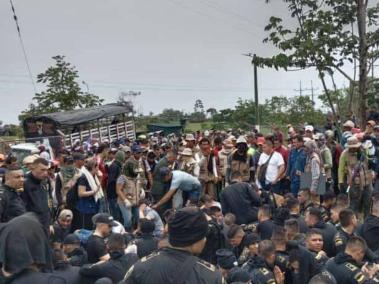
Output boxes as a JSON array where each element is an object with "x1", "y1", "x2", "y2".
[{"x1": 20, "y1": 55, "x2": 103, "y2": 120}]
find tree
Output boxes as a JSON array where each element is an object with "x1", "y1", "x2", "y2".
[
  {"x1": 254, "y1": 0, "x2": 379, "y2": 126},
  {"x1": 206, "y1": 108, "x2": 217, "y2": 118},
  {"x1": 117, "y1": 91, "x2": 141, "y2": 116},
  {"x1": 194, "y1": 99, "x2": 205, "y2": 114},
  {"x1": 21, "y1": 55, "x2": 103, "y2": 119}
]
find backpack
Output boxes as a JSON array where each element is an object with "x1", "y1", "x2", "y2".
[{"x1": 257, "y1": 153, "x2": 274, "y2": 186}]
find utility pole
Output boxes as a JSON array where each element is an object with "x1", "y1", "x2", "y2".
[
  {"x1": 294, "y1": 80, "x2": 311, "y2": 97},
  {"x1": 294, "y1": 80, "x2": 318, "y2": 108},
  {"x1": 242, "y1": 53, "x2": 260, "y2": 127}
]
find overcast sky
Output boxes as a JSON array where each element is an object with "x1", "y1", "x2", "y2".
[{"x1": 0, "y1": 0, "x2": 350, "y2": 124}]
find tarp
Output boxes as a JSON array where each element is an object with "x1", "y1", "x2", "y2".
[{"x1": 33, "y1": 103, "x2": 133, "y2": 127}]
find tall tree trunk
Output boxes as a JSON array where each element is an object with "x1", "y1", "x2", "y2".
[{"x1": 357, "y1": 0, "x2": 368, "y2": 127}]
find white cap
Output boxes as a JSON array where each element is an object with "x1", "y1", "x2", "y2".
[
  {"x1": 236, "y1": 136, "x2": 247, "y2": 144},
  {"x1": 305, "y1": 125, "x2": 314, "y2": 132},
  {"x1": 343, "y1": 120, "x2": 355, "y2": 128}
]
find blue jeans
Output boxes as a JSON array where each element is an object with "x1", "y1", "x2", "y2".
[
  {"x1": 108, "y1": 198, "x2": 121, "y2": 222},
  {"x1": 118, "y1": 201, "x2": 139, "y2": 231}
]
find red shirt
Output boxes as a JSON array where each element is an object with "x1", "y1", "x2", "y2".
[{"x1": 275, "y1": 145, "x2": 289, "y2": 166}]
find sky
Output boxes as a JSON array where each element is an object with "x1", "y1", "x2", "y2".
[{"x1": 0, "y1": 0, "x2": 350, "y2": 124}]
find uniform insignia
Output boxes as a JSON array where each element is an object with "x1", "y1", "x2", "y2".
[
  {"x1": 345, "y1": 262, "x2": 358, "y2": 271},
  {"x1": 335, "y1": 237, "x2": 343, "y2": 246},
  {"x1": 123, "y1": 265, "x2": 134, "y2": 280},
  {"x1": 267, "y1": 279, "x2": 276, "y2": 284},
  {"x1": 141, "y1": 251, "x2": 159, "y2": 262},
  {"x1": 197, "y1": 259, "x2": 216, "y2": 271},
  {"x1": 260, "y1": 268, "x2": 269, "y2": 275},
  {"x1": 354, "y1": 272, "x2": 366, "y2": 284}
]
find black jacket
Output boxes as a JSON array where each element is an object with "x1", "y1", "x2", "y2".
[
  {"x1": 80, "y1": 251, "x2": 138, "y2": 284},
  {"x1": 53, "y1": 262, "x2": 82, "y2": 284},
  {"x1": 68, "y1": 247, "x2": 88, "y2": 267},
  {"x1": 241, "y1": 256, "x2": 276, "y2": 284},
  {"x1": 106, "y1": 160, "x2": 122, "y2": 200},
  {"x1": 326, "y1": 252, "x2": 374, "y2": 284},
  {"x1": 134, "y1": 234, "x2": 158, "y2": 259},
  {"x1": 220, "y1": 182, "x2": 261, "y2": 225},
  {"x1": 362, "y1": 214, "x2": 379, "y2": 253},
  {"x1": 22, "y1": 173, "x2": 51, "y2": 231},
  {"x1": 311, "y1": 221, "x2": 337, "y2": 257},
  {"x1": 199, "y1": 219, "x2": 225, "y2": 264},
  {"x1": 122, "y1": 247, "x2": 223, "y2": 284},
  {"x1": 3, "y1": 269, "x2": 67, "y2": 284},
  {"x1": 0, "y1": 184, "x2": 26, "y2": 223}
]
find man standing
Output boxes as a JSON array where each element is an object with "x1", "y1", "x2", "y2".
[
  {"x1": 338, "y1": 136, "x2": 372, "y2": 217},
  {"x1": 256, "y1": 136, "x2": 285, "y2": 195},
  {"x1": 226, "y1": 136, "x2": 253, "y2": 185},
  {"x1": 287, "y1": 135, "x2": 306, "y2": 197},
  {"x1": 22, "y1": 157, "x2": 51, "y2": 234},
  {"x1": 107, "y1": 150, "x2": 125, "y2": 220},
  {"x1": 0, "y1": 163, "x2": 26, "y2": 222},
  {"x1": 122, "y1": 207, "x2": 224, "y2": 284}
]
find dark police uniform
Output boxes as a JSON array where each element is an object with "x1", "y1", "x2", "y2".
[
  {"x1": 334, "y1": 227, "x2": 354, "y2": 254},
  {"x1": 242, "y1": 255, "x2": 276, "y2": 284},
  {"x1": 250, "y1": 267, "x2": 276, "y2": 284},
  {"x1": 0, "y1": 184, "x2": 26, "y2": 223},
  {"x1": 334, "y1": 228, "x2": 378, "y2": 262},
  {"x1": 326, "y1": 252, "x2": 379, "y2": 284},
  {"x1": 122, "y1": 247, "x2": 225, "y2": 284}
]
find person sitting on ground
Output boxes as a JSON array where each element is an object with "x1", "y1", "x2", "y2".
[
  {"x1": 52, "y1": 248, "x2": 82, "y2": 284},
  {"x1": 62, "y1": 233, "x2": 88, "y2": 267},
  {"x1": 134, "y1": 219, "x2": 158, "y2": 258},
  {"x1": 80, "y1": 233, "x2": 138, "y2": 284},
  {"x1": 51, "y1": 209, "x2": 73, "y2": 249},
  {"x1": 86, "y1": 213, "x2": 117, "y2": 264}
]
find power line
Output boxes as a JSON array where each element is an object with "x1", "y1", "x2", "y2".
[
  {"x1": 164, "y1": 0, "x2": 259, "y2": 37},
  {"x1": 199, "y1": 0, "x2": 265, "y2": 30},
  {"x1": 9, "y1": 0, "x2": 37, "y2": 94}
]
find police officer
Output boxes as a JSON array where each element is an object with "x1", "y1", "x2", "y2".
[
  {"x1": 326, "y1": 236, "x2": 379, "y2": 284},
  {"x1": 80, "y1": 233, "x2": 138, "y2": 283},
  {"x1": 242, "y1": 240, "x2": 282, "y2": 284},
  {"x1": 0, "y1": 163, "x2": 26, "y2": 223},
  {"x1": 121, "y1": 207, "x2": 225, "y2": 284},
  {"x1": 334, "y1": 209, "x2": 378, "y2": 262},
  {"x1": 216, "y1": 249, "x2": 238, "y2": 279},
  {"x1": 334, "y1": 208, "x2": 358, "y2": 254}
]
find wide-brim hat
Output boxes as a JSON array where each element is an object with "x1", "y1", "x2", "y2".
[{"x1": 346, "y1": 136, "x2": 361, "y2": 148}]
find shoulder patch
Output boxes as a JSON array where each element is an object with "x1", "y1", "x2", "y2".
[
  {"x1": 354, "y1": 272, "x2": 366, "y2": 284},
  {"x1": 260, "y1": 268, "x2": 269, "y2": 275},
  {"x1": 267, "y1": 279, "x2": 276, "y2": 284},
  {"x1": 345, "y1": 262, "x2": 358, "y2": 272},
  {"x1": 335, "y1": 238, "x2": 344, "y2": 246},
  {"x1": 141, "y1": 251, "x2": 159, "y2": 262},
  {"x1": 197, "y1": 259, "x2": 216, "y2": 272}
]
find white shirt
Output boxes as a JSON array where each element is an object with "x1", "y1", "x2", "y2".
[{"x1": 257, "y1": 152, "x2": 285, "y2": 185}]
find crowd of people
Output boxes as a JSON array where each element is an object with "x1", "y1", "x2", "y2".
[{"x1": 1, "y1": 119, "x2": 379, "y2": 283}]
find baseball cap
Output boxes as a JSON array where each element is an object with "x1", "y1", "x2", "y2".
[
  {"x1": 343, "y1": 120, "x2": 355, "y2": 128},
  {"x1": 131, "y1": 144, "x2": 142, "y2": 154},
  {"x1": 257, "y1": 137, "x2": 265, "y2": 145},
  {"x1": 63, "y1": 234, "x2": 81, "y2": 245},
  {"x1": 159, "y1": 167, "x2": 171, "y2": 178},
  {"x1": 72, "y1": 152, "x2": 86, "y2": 161},
  {"x1": 305, "y1": 125, "x2": 314, "y2": 132},
  {"x1": 92, "y1": 213, "x2": 118, "y2": 226}
]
